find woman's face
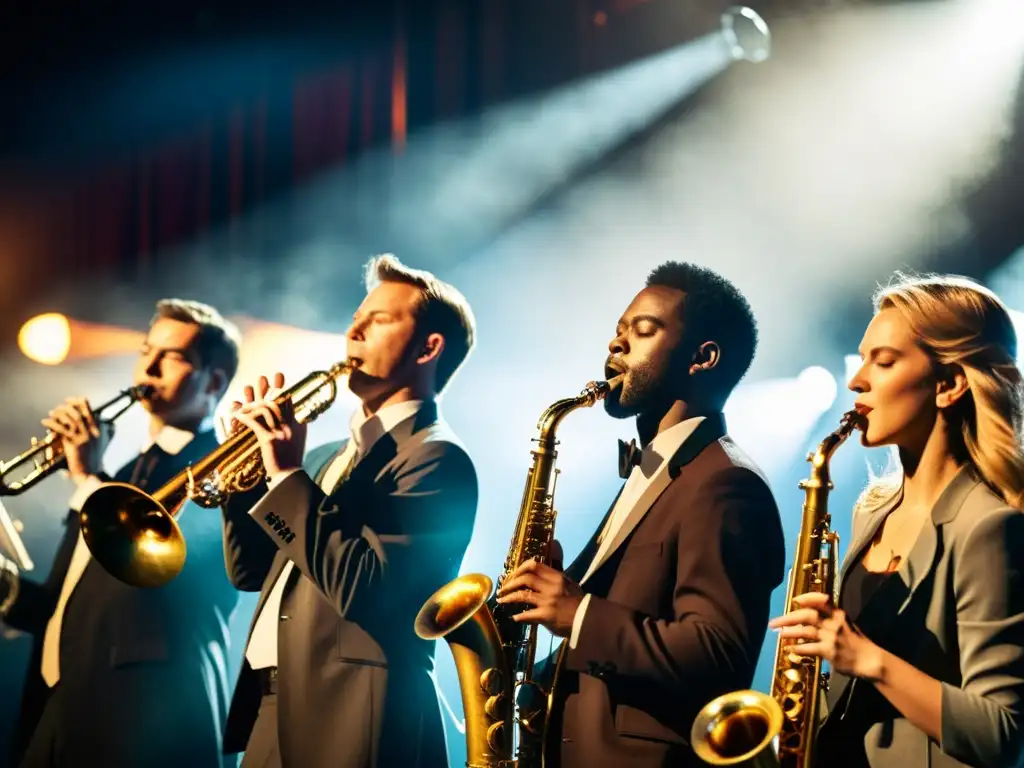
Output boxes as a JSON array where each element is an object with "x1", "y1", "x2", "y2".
[{"x1": 848, "y1": 307, "x2": 941, "y2": 449}]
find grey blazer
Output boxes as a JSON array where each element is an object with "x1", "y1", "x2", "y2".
[
  {"x1": 820, "y1": 466, "x2": 1024, "y2": 768},
  {"x1": 221, "y1": 402, "x2": 478, "y2": 768}
]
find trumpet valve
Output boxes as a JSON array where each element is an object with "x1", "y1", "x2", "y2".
[{"x1": 186, "y1": 467, "x2": 228, "y2": 508}]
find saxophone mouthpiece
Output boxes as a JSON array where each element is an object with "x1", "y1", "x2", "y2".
[{"x1": 607, "y1": 373, "x2": 626, "y2": 391}]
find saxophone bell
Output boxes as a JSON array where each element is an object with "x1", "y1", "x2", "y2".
[
  {"x1": 415, "y1": 377, "x2": 615, "y2": 767},
  {"x1": 691, "y1": 690, "x2": 783, "y2": 768}
]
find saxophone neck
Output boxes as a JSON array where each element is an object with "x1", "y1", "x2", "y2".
[{"x1": 535, "y1": 379, "x2": 616, "y2": 441}]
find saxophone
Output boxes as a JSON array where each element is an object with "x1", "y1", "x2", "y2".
[
  {"x1": 689, "y1": 409, "x2": 864, "y2": 768},
  {"x1": 414, "y1": 377, "x2": 621, "y2": 768}
]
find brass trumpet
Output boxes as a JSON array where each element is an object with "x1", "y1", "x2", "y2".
[
  {"x1": 0, "y1": 385, "x2": 154, "y2": 497},
  {"x1": 79, "y1": 360, "x2": 354, "y2": 589}
]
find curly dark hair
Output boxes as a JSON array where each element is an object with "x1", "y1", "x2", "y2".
[{"x1": 646, "y1": 261, "x2": 758, "y2": 401}]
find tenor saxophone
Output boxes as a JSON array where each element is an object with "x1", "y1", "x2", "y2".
[
  {"x1": 414, "y1": 377, "x2": 621, "y2": 768},
  {"x1": 689, "y1": 409, "x2": 863, "y2": 768}
]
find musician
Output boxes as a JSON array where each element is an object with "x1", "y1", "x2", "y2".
[
  {"x1": 0, "y1": 299, "x2": 242, "y2": 768},
  {"x1": 221, "y1": 254, "x2": 478, "y2": 768},
  {"x1": 498, "y1": 261, "x2": 787, "y2": 766},
  {"x1": 770, "y1": 273, "x2": 1024, "y2": 768}
]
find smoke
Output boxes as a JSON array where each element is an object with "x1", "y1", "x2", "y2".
[
  {"x1": 445, "y1": 0, "x2": 1023, "y2": 384},
  {"x1": 435, "y1": 0, "x2": 1024, "y2": 570}
]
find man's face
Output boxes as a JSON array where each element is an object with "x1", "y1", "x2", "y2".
[
  {"x1": 133, "y1": 318, "x2": 216, "y2": 425},
  {"x1": 345, "y1": 281, "x2": 425, "y2": 401},
  {"x1": 603, "y1": 285, "x2": 689, "y2": 419}
]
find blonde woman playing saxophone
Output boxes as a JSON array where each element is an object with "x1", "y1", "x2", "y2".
[{"x1": 770, "y1": 273, "x2": 1024, "y2": 768}]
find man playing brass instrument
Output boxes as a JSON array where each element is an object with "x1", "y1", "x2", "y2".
[
  {"x1": 497, "y1": 262, "x2": 787, "y2": 766},
  {"x1": 0, "y1": 299, "x2": 242, "y2": 768},
  {"x1": 221, "y1": 255, "x2": 478, "y2": 768}
]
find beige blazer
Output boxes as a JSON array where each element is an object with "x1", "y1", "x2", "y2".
[{"x1": 820, "y1": 466, "x2": 1024, "y2": 768}]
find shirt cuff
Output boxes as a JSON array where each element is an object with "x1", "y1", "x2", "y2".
[
  {"x1": 568, "y1": 593, "x2": 592, "y2": 650},
  {"x1": 0, "y1": 558, "x2": 19, "y2": 616},
  {"x1": 249, "y1": 468, "x2": 303, "y2": 518},
  {"x1": 68, "y1": 475, "x2": 104, "y2": 512}
]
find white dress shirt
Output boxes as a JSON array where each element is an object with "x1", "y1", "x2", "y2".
[
  {"x1": 244, "y1": 399, "x2": 424, "y2": 671},
  {"x1": 38, "y1": 421, "x2": 207, "y2": 686},
  {"x1": 568, "y1": 416, "x2": 706, "y2": 649}
]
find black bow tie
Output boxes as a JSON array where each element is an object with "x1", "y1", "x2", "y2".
[{"x1": 618, "y1": 438, "x2": 642, "y2": 479}]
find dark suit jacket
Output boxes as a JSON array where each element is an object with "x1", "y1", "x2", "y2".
[
  {"x1": 549, "y1": 414, "x2": 785, "y2": 768},
  {"x1": 221, "y1": 402, "x2": 478, "y2": 768},
  {"x1": 818, "y1": 466, "x2": 1024, "y2": 768},
  {"x1": 4, "y1": 429, "x2": 239, "y2": 768}
]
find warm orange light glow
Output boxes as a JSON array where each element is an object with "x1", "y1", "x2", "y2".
[
  {"x1": 392, "y1": 24, "x2": 408, "y2": 152},
  {"x1": 17, "y1": 313, "x2": 146, "y2": 365},
  {"x1": 18, "y1": 313, "x2": 72, "y2": 365}
]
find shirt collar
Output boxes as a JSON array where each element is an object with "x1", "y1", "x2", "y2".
[
  {"x1": 637, "y1": 416, "x2": 706, "y2": 476},
  {"x1": 141, "y1": 417, "x2": 213, "y2": 455},
  {"x1": 349, "y1": 400, "x2": 425, "y2": 457}
]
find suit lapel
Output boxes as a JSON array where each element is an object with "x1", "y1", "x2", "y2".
[
  {"x1": 826, "y1": 466, "x2": 979, "y2": 716},
  {"x1": 566, "y1": 485, "x2": 624, "y2": 584},
  {"x1": 246, "y1": 405, "x2": 442, "y2": 637},
  {"x1": 328, "y1": 401, "x2": 439, "y2": 497},
  {"x1": 581, "y1": 414, "x2": 726, "y2": 585},
  {"x1": 836, "y1": 490, "x2": 902, "y2": 600},
  {"x1": 853, "y1": 467, "x2": 977, "y2": 634}
]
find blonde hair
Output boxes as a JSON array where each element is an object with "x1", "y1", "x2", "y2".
[
  {"x1": 364, "y1": 254, "x2": 477, "y2": 393},
  {"x1": 856, "y1": 272, "x2": 1024, "y2": 513}
]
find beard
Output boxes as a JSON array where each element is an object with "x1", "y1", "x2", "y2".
[{"x1": 604, "y1": 358, "x2": 673, "y2": 419}]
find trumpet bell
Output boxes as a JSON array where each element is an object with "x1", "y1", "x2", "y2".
[
  {"x1": 691, "y1": 689, "x2": 783, "y2": 767},
  {"x1": 414, "y1": 573, "x2": 493, "y2": 640},
  {"x1": 79, "y1": 483, "x2": 186, "y2": 589}
]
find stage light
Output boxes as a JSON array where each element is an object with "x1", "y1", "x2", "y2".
[
  {"x1": 17, "y1": 313, "x2": 145, "y2": 365},
  {"x1": 798, "y1": 365, "x2": 839, "y2": 413},
  {"x1": 721, "y1": 6, "x2": 771, "y2": 63},
  {"x1": 845, "y1": 354, "x2": 862, "y2": 383},
  {"x1": 18, "y1": 313, "x2": 72, "y2": 365}
]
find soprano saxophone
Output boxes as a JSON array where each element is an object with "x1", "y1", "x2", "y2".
[
  {"x1": 689, "y1": 409, "x2": 863, "y2": 768},
  {"x1": 414, "y1": 377, "x2": 622, "y2": 768}
]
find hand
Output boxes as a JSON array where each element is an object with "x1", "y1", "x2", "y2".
[
  {"x1": 495, "y1": 541, "x2": 582, "y2": 638},
  {"x1": 40, "y1": 397, "x2": 112, "y2": 482},
  {"x1": 229, "y1": 373, "x2": 307, "y2": 481},
  {"x1": 768, "y1": 592, "x2": 885, "y2": 681}
]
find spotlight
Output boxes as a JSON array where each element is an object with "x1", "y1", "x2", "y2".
[
  {"x1": 798, "y1": 365, "x2": 838, "y2": 413},
  {"x1": 721, "y1": 6, "x2": 771, "y2": 63},
  {"x1": 18, "y1": 313, "x2": 72, "y2": 365}
]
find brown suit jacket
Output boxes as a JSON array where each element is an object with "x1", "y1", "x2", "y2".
[
  {"x1": 819, "y1": 466, "x2": 1024, "y2": 768},
  {"x1": 549, "y1": 414, "x2": 785, "y2": 767},
  {"x1": 221, "y1": 403, "x2": 478, "y2": 768}
]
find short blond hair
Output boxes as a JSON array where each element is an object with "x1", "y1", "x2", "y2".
[
  {"x1": 364, "y1": 254, "x2": 476, "y2": 392},
  {"x1": 152, "y1": 299, "x2": 242, "y2": 387}
]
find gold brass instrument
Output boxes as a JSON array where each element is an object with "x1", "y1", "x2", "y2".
[
  {"x1": 78, "y1": 360, "x2": 354, "y2": 589},
  {"x1": 0, "y1": 385, "x2": 154, "y2": 497},
  {"x1": 690, "y1": 409, "x2": 863, "y2": 768},
  {"x1": 415, "y1": 377, "x2": 621, "y2": 768}
]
